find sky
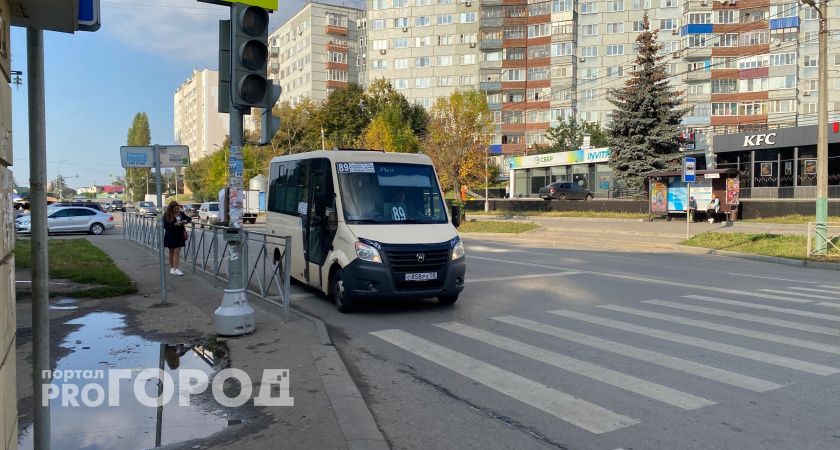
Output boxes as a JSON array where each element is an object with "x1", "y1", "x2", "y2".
[{"x1": 9, "y1": 0, "x2": 363, "y2": 189}]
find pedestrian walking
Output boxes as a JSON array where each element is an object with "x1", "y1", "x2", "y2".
[
  {"x1": 163, "y1": 201, "x2": 192, "y2": 276},
  {"x1": 706, "y1": 193, "x2": 720, "y2": 223},
  {"x1": 505, "y1": 184, "x2": 510, "y2": 199},
  {"x1": 688, "y1": 196, "x2": 697, "y2": 222}
]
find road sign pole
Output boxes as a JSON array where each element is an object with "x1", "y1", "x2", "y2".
[
  {"x1": 686, "y1": 182, "x2": 691, "y2": 241},
  {"x1": 154, "y1": 144, "x2": 167, "y2": 304}
]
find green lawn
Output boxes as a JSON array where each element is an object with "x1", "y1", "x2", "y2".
[
  {"x1": 15, "y1": 239, "x2": 137, "y2": 298},
  {"x1": 470, "y1": 210, "x2": 649, "y2": 220},
  {"x1": 458, "y1": 220, "x2": 540, "y2": 234},
  {"x1": 743, "y1": 215, "x2": 840, "y2": 225},
  {"x1": 683, "y1": 232, "x2": 840, "y2": 261}
]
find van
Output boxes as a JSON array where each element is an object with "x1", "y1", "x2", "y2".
[{"x1": 266, "y1": 150, "x2": 465, "y2": 312}]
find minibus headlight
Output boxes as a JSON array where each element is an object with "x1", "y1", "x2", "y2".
[
  {"x1": 451, "y1": 239, "x2": 465, "y2": 261},
  {"x1": 355, "y1": 241, "x2": 382, "y2": 263}
]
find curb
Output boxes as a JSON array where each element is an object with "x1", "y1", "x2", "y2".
[
  {"x1": 673, "y1": 244, "x2": 840, "y2": 271},
  {"x1": 467, "y1": 215, "x2": 645, "y2": 223}
]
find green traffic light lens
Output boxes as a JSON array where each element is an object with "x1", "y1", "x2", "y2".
[
  {"x1": 241, "y1": 6, "x2": 269, "y2": 37},
  {"x1": 240, "y1": 74, "x2": 267, "y2": 104}
]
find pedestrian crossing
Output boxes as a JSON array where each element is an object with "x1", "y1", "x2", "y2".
[{"x1": 371, "y1": 288, "x2": 840, "y2": 436}]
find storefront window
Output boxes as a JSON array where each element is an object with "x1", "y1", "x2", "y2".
[
  {"x1": 753, "y1": 149, "x2": 778, "y2": 188},
  {"x1": 780, "y1": 149, "x2": 795, "y2": 187},
  {"x1": 550, "y1": 166, "x2": 568, "y2": 183},
  {"x1": 798, "y1": 146, "x2": 816, "y2": 187},
  {"x1": 514, "y1": 170, "x2": 527, "y2": 198},
  {"x1": 530, "y1": 168, "x2": 549, "y2": 195}
]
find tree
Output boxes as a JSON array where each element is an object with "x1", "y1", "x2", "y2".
[
  {"x1": 363, "y1": 78, "x2": 429, "y2": 139},
  {"x1": 274, "y1": 99, "x2": 322, "y2": 153},
  {"x1": 544, "y1": 117, "x2": 610, "y2": 154},
  {"x1": 125, "y1": 112, "x2": 152, "y2": 201},
  {"x1": 321, "y1": 84, "x2": 368, "y2": 147},
  {"x1": 607, "y1": 12, "x2": 688, "y2": 192},
  {"x1": 361, "y1": 102, "x2": 420, "y2": 152},
  {"x1": 424, "y1": 90, "x2": 494, "y2": 197}
]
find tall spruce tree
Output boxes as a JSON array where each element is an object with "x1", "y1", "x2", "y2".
[
  {"x1": 126, "y1": 112, "x2": 152, "y2": 201},
  {"x1": 607, "y1": 12, "x2": 688, "y2": 193}
]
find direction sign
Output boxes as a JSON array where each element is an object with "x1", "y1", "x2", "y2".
[
  {"x1": 120, "y1": 145, "x2": 190, "y2": 169},
  {"x1": 78, "y1": 0, "x2": 101, "y2": 32},
  {"x1": 682, "y1": 157, "x2": 696, "y2": 183}
]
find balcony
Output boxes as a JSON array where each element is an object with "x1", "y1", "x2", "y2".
[
  {"x1": 481, "y1": 17, "x2": 503, "y2": 28},
  {"x1": 685, "y1": 70, "x2": 711, "y2": 82},
  {"x1": 479, "y1": 81, "x2": 502, "y2": 92},
  {"x1": 326, "y1": 80, "x2": 348, "y2": 89},
  {"x1": 479, "y1": 39, "x2": 503, "y2": 50},
  {"x1": 683, "y1": 47, "x2": 712, "y2": 59},
  {"x1": 325, "y1": 41, "x2": 348, "y2": 52},
  {"x1": 480, "y1": 60, "x2": 502, "y2": 70},
  {"x1": 326, "y1": 61, "x2": 348, "y2": 70},
  {"x1": 682, "y1": 116, "x2": 711, "y2": 126},
  {"x1": 325, "y1": 25, "x2": 348, "y2": 36},
  {"x1": 551, "y1": 32, "x2": 575, "y2": 43},
  {"x1": 269, "y1": 63, "x2": 279, "y2": 73},
  {"x1": 488, "y1": 102, "x2": 502, "y2": 111},
  {"x1": 685, "y1": 92, "x2": 711, "y2": 103}
]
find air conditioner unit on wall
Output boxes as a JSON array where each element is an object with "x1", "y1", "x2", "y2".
[
  {"x1": 804, "y1": 91, "x2": 811, "y2": 96},
  {"x1": 700, "y1": 1, "x2": 708, "y2": 5},
  {"x1": 469, "y1": 42, "x2": 476, "y2": 48},
  {"x1": 578, "y1": 57, "x2": 586, "y2": 62},
  {"x1": 402, "y1": 27, "x2": 408, "y2": 32},
  {"x1": 380, "y1": 49, "x2": 387, "y2": 55}
]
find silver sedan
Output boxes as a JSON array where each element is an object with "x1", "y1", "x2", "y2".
[{"x1": 15, "y1": 206, "x2": 116, "y2": 235}]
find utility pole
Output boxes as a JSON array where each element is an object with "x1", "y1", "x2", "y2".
[
  {"x1": 27, "y1": 27, "x2": 50, "y2": 450},
  {"x1": 802, "y1": 0, "x2": 829, "y2": 254}
]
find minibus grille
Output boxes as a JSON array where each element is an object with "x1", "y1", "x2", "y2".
[{"x1": 383, "y1": 247, "x2": 449, "y2": 290}]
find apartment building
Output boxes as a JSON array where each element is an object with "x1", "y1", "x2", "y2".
[
  {"x1": 269, "y1": 2, "x2": 363, "y2": 105},
  {"x1": 173, "y1": 69, "x2": 230, "y2": 162},
  {"x1": 365, "y1": 0, "x2": 482, "y2": 109}
]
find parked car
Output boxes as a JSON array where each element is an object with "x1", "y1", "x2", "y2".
[
  {"x1": 15, "y1": 206, "x2": 115, "y2": 235},
  {"x1": 198, "y1": 202, "x2": 221, "y2": 225},
  {"x1": 539, "y1": 182, "x2": 593, "y2": 201},
  {"x1": 50, "y1": 201, "x2": 107, "y2": 212},
  {"x1": 183, "y1": 203, "x2": 202, "y2": 219},
  {"x1": 109, "y1": 200, "x2": 126, "y2": 212},
  {"x1": 137, "y1": 201, "x2": 158, "y2": 216}
]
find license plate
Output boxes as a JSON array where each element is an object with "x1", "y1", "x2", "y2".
[{"x1": 405, "y1": 272, "x2": 437, "y2": 281}]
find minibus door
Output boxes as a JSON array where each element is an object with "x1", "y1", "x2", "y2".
[{"x1": 303, "y1": 160, "x2": 335, "y2": 288}]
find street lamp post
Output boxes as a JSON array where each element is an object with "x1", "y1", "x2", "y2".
[{"x1": 802, "y1": 0, "x2": 828, "y2": 253}]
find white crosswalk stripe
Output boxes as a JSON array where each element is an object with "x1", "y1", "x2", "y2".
[
  {"x1": 549, "y1": 309, "x2": 840, "y2": 375},
  {"x1": 683, "y1": 295, "x2": 840, "y2": 322},
  {"x1": 492, "y1": 315, "x2": 783, "y2": 392},
  {"x1": 371, "y1": 329, "x2": 639, "y2": 434},
  {"x1": 788, "y1": 286, "x2": 840, "y2": 295},
  {"x1": 598, "y1": 304, "x2": 840, "y2": 356},
  {"x1": 435, "y1": 322, "x2": 715, "y2": 410},
  {"x1": 642, "y1": 300, "x2": 840, "y2": 336},
  {"x1": 817, "y1": 285, "x2": 840, "y2": 290},
  {"x1": 817, "y1": 302, "x2": 840, "y2": 310},
  {"x1": 466, "y1": 271, "x2": 581, "y2": 283},
  {"x1": 756, "y1": 289, "x2": 835, "y2": 300}
]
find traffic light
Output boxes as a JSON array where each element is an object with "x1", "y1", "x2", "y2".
[
  {"x1": 259, "y1": 83, "x2": 282, "y2": 145},
  {"x1": 231, "y1": 3, "x2": 270, "y2": 109}
]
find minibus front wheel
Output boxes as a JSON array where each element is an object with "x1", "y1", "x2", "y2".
[{"x1": 333, "y1": 269, "x2": 358, "y2": 313}]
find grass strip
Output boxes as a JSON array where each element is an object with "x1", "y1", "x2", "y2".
[
  {"x1": 458, "y1": 221, "x2": 540, "y2": 234},
  {"x1": 683, "y1": 232, "x2": 840, "y2": 262},
  {"x1": 470, "y1": 210, "x2": 648, "y2": 219},
  {"x1": 15, "y1": 239, "x2": 137, "y2": 298}
]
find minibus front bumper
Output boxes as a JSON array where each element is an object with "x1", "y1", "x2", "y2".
[{"x1": 342, "y1": 256, "x2": 466, "y2": 300}]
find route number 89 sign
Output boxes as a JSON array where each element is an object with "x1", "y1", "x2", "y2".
[{"x1": 392, "y1": 206, "x2": 406, "y2": 221}]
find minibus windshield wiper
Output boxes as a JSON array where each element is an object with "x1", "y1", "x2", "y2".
[{"x1": 347, "y1": 219, "x2": 382, "y2": 224}]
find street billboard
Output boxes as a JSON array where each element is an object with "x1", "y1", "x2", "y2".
[{"x1": 120, "y1": 145, "x2": 190, "y2": 169}]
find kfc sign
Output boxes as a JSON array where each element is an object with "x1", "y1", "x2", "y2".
[{"x1": 743, "y1": 133, "x2": 776, "y2": 147}]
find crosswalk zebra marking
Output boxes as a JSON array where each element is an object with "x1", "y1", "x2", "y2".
[
  {"x1": 493, "y1": 315, "x2": 783, "y2": 393},
  {"x1": 598, "y1": 304, "x2": 840, "y2": 356},
  {"x1": 683, "y1": 295, "x2": 840, "y2": 322},
  {"x1": 756, "y1": 289, "x2": 834, "y2": 300},
  {"x1": 467, "y1": 271, "x2": 581, "y2": 284},
  {"x1": 435, "y1": 322, "x2": 715, "y2": 411},
  {"x1": 642, "y1": 300, "x2": 840, "y2": 337},
  {"x1": 817, "y1": 302, "x2": 840, "y2": 310},
  {"x1": 371, "y1": 329, "x2": 640, "y2": 434},
  {"x1": 548, "y1": 310, "x2": 840, "y2": 376},
  {"x1": 788, "y1": 286, "x2": 840, "y2": 295},
  {"x1": 729, "y1": 273, "x2": 819, "y2": 284},
  {"x1": 817, "y1": 285, "x2": 840, "y2": 290}
]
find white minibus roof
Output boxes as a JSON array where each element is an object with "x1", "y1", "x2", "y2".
[{"x1": 268, "y1": 150, "x2": 434, "y2": 166}]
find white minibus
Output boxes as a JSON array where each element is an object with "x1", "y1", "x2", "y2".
[{"x1": 266, "y1": 150, "x2": 465, "y2": 312}]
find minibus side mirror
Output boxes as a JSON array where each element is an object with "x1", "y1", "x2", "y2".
[{"x1": 451, "y1": 205, "x2": 461, "y2": 228}]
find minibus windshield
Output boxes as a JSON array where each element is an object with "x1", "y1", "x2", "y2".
[{"x1": 337, "y1": 162, "x2": 448, "y2": 224}]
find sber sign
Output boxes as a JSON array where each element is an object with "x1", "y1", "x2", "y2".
[{"x1": 742, "y1": 133, "x2": 776, "y2": 147}]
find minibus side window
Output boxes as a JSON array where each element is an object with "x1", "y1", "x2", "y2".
[{"x1": 268, "y1": 160, "x2": 307, "y2": 216}]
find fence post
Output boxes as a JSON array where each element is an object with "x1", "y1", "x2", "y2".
[
  {"x1": 283, "y1": 235, "x2": 292, "y2": 322},
  {"x1": 808, "y1": 222, "x2": 813, "y2": 256}
]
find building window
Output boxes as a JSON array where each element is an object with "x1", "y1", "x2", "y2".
[
  {"x1": 712, "y1": 57, "x2": 737, "y2": 69},
  {"x1": 660, "y1": 0, "x2": 676, "y2": 7},
  {"x1": 632, "y1": 20, "x2": 646, "y2": 32},
  {"x1": 529, "y1": 45, "x2": 550, "y2": 59},
  {"x1": 415, "y1": 16, "x2": 430, "y2": 27},
  {"x1": 770, "y1": 3, "x2": 798, "y2": 18},
  {"x1": 688, "y1": 13, "x2": 711, "y2": 24},
  {"x1": 771, "y1": 52, "x2": 797, "y2": 66},
  {"x1": 394, "y1": 58, "x2": 410, "y2": 69},
  {"x1": 439, "y1": 35, "x2": 455, "y2": 45},
  {"x1": 326, "y1": 13, "x2": 347, "y2": 27},
  {"x1": 438, "y1": 55, "x2": 453, "y2": 66},
  {"x1": 714, "y1": 34, "x2": 738, "y2": 47},
  {"x1": 659, "y1": 19, "x2": 677, "y2": 30},
  {"x1": 803, "y1": 7, "x2": 819, "y2": 20},
  {"x1": 803, "y1": 79, "x2": 818, "y2": 94},
  {"x1": 805, "y1": 55, "x2": 818, "y2": 67},
  {"x1": 711, "y1": 79, "x2": 737, "y2": 94},
  {"x1": 527, "y1": 23, "x2": 551, "y2": 38},
  {"x1": 416, "y1": 36, "x2": 434, "y2": 47},
  {"x1": 327, "y1": 70, "x2": 347, "y2": 82},
  {"x1": 739, "y1": 78, "x2": 769, "y2": 92},
  {"x1": 460, "y1": 54, "x2": 477, "y2": 65},
  {"x1": 460, "y1": 12, "x2": 477, "y2": 23},
  {"x1": 372, "y1": 19, "x2": 385, "y2": 30},
  {"x1": 394, "y1": 79, "x2": 409, "y2": 90},
  {"x1": 416, "y1": 56, "x2": 431, "y2": 67},
  {"x1": 581, "y1": 46, "x2": 598, "y2": 57},
  {"x1": 461, "y1": 33, "x2": 477, "y2": 44},
  {"x1": 739, "y1": 101, "x2": 766, "y2": 116},
  {"x1": 580, "y1": 24, "x2": 598, "y2": 36},
  {"x1": 372, "y1": 40, "x2": 388, "y2": 50},
  {"x1": 715, "y1": 10, "x2": 736, "y2": 24},
  {"x1": 505, "y1": 69, "x2": 525, "y2": 81},
  {"x1": 606, "y1": 44, "x2": 624, "y2": 56},
  {"x1": 740, "y1": 31, "x2": 769, "y2": 46},
  {"x1": 437, "y1": 14, "x2": 453, "y2": 25},
  {"x1": 393, "y1": 0, "x2": 407, "y2": 7},
  {"x1": 580, "y1": 2, "x2": 597, "y2": 14},
  {"x1": 415, "y1": 77, "x2": 433, "y2": 89},
  {"x1": 738, "y1": 55, "x2": 769, "y2": 69},
  {"x1": 581, "y1": 89, "x2": 597, "y2": 101},
  {"x1": 686, "y1": 34, "x2": 708, "y2": 48},
  {"x1": 631, "y1": 0, "x2": 652, "y2": 9},
  {"x1": 527, "y1": 67, "x2": 550, "y2": 81},
  {"x1": 711, "y1": 102, "x2": 737, "y2": 116},
  {"x1": 371, "y1": 59, "x2": 387, "y2": 70},
  {"x1": 328, "y1": 51, "x2": 347, "y2": 63},
  {"x1": 607, "y1": 66, "x2": 624, "y2": 77},
  {"x1": 769, "y1": 100, "x2": 795, "y2": 113},
  {"x1": 461, "y1": 75, "x2": 476, "y2": 86},
  {"x1": 553, "y1": 0, "x2": 573, "y2": 12},
  {"x1": 551, "y1": 42, "x2": 573, "y2": 56},
  {"x1": 394, "y1": 17, "x2": 408, "y2": 28},
  {"x1": 438, "y1": 76, "x2": 453, "y2": 87},
  {"x1": 606, "y1": 22, "x2": 624, "y2": 34},
  {"x1": 606, "y1": 0, "x2": 624, "y2": 12},
  {"x1": 504, "y1": 26, "x2": 526, "y2": 39}
]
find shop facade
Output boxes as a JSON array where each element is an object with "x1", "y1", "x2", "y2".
[
  {"x1": 507, "y1": 147, "x2": 612, "y2": 198},
  {"x1": 713, "y1": 125, "x2": 840, "y2": 199}
]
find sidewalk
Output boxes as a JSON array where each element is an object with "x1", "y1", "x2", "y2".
[{"x1": 89, "y1": 239, "x2": 387, "y2": 450}]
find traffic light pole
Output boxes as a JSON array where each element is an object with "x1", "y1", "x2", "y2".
[{"x1": 815, "y1": 0, "x2": 829, "y2": 254}]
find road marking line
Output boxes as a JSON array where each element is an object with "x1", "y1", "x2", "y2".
[
  {"x1": 548, "y1": 310, "x2": 840, "y2": 376},
  {"x1": 788, "y1": 287, "x2": 840, "y2": 295},
  {"x1": 683, "y1": 295, "x2": 840, "y2": 322},
  {"x1": 598, "y1": 304, "x2": 840, "y2": 357},
  {"x1": 467, "y1": 271, "x2": 581, "y2": 284},
  {"x1": 817, "y1": 302, "x2": 840, "y2": 310},
  {"x1": 643, "y1": 300, "x2": 840, "y2": 337},
  {"x1": 467, "y1": 255, "x2": 812, "y2": 303},
  {"x1": 757, "y1": 289, "x2": 835, "y2": 300},
  {"x1": 371, "y1": 329, "x2": 639, "y2": 434},
  {"x1": 729, "y1": 273, "x2": 819, "y2": 284},
  {"x1": 817, "y1": 285, "x2": 840, "y2": 290},
  {"x1": 436, "y1": 322, "x2": 715, "y2": 410},
  {"x1": 492, "y1": 315, "x2": 782, "y2": 392}
]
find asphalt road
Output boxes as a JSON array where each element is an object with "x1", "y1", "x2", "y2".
[{"x1": 284, "y1": 236, "x2": 840, "y2": 450}]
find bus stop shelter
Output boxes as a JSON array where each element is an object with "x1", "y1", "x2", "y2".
[{"x1": 647, "y1": 168, "x2": 740, "y2": 221}]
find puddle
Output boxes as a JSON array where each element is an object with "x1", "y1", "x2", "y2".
[
  {"x1": 19, "y1": 312, "x2": 231, "y2": 449},
  {"x1": 49, "y1": 298, "x2": 78, "y2": 311}
]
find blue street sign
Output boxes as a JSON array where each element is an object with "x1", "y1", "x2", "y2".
[
  {"x1": 78, "y1": 0, "x2": 101, "y2": 32},
  {"x1": 683, "y1": 157, "x2": 696, "y2": 183}
]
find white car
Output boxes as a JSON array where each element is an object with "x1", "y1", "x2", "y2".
[
  {"x1": 198, "y1": 202, "x2": 221, "y2": 225},
  {"x1": 15, "y1": 206, "x2": 115, "y2": 235}
]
